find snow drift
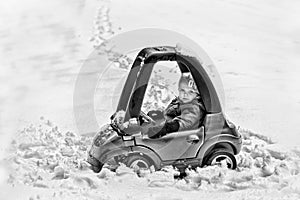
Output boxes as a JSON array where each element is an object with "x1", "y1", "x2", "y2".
[{"x1": 2, "y1": 118, "x2": 300, "y2": 199}]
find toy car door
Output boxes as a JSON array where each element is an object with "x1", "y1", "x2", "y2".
[{"x1": 136, "y1": 127, "x2": 205, "y2": 161}]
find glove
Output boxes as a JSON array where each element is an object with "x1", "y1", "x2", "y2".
[
  {"x1": 166, "y1": 103, "x2": 181, "y2": 118},
  {"x1": 165, "y1": 98, "x2": 180, "y2": 118}
]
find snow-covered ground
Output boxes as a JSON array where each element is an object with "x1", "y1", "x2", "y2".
[
  {"x1": 2, "y1": 119, "x2": 300, "y2": 200},
  {"x1": 1, "y1": 0, "x2": 300, "y2": 199}
]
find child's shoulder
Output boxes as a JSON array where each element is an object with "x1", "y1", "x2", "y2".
[
  {"x1": 189, "y1": 97, "x2": 205, "y2": 110},
  {"x1": 190, "y1": 96, "x2": 201, "y2": 104}
]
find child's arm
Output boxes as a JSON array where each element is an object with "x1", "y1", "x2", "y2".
[{"x1": 174, "y1": 104, "x2": 202, "y2": 130}]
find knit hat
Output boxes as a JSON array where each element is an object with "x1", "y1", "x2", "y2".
[{"x1": 178, "y1": 73, "x2": 199, "y2": 93}]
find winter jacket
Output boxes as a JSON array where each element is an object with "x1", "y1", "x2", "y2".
[
  {"x1": 164, "y1": 96, "x2": 205, "y2": 131},
  {"x1": 148, "y1": 96, "x2": 205, "y2": 138}
]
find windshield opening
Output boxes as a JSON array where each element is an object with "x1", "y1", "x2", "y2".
[{"x1": 94, "y1": 50, "x2": 139, "y2": 125}]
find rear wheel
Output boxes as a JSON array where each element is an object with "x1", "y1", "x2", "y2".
[{"x1": 205, "y1": 149, "x2": 237, "y2": 169}]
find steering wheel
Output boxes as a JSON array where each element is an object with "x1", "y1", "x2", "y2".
[{"x1": 140, "y1": 111, "x2": 156, "y2": 125}]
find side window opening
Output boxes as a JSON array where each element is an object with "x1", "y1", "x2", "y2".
[{"x1": 141, "y1": 61, "x2": 181, "y2": 114}]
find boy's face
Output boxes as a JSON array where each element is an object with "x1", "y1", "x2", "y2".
[{"x1": 178, "y1": 82, "x2": 198, "y2": 103}]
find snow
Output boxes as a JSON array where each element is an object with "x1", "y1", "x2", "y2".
[
  {"x1": 109, "y1": 0, "x2": 300, "y2": 147},
  {"x1": 1, "y1": 119, "x2": 300, "y2": 200},
  {"x1": 1, "y1": 0, "x2": 300, "y2": 199}
]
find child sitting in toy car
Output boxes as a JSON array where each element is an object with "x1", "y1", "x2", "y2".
[{"x1": 148, "y1": 73, "x2": 206, "y2": 138}]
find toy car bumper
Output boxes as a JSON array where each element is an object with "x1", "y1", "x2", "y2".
[
  {"x1": 87, "y1": 152, "x2": 101, "y2": 166},
  {"x1": 235, "y1": 135, "x2": 243, "y2": 154},
  {"x1": 232, "y1": 128, "x2": 243, "y2": 154},
  {"x1": 87, "y1": 145, "x2": 103, "y2": 166}
]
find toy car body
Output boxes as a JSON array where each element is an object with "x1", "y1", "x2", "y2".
[{"x1": 87, "y1": 46, "x2": 242, "y2": 172}]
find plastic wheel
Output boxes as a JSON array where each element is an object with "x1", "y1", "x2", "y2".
[
  {"x1": 102, "y1": 157, "x2": 121, "y2": 172},
  {"x1": 126, "y1": 154, "x2": 152, "y2": 170},
  {"x1": 205, "y1": 149, "x2": 237, "y2": 169}
]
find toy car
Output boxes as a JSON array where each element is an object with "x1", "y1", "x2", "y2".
[{"x1": 87, "y1": 46, "x2": 242, "y2": 173}]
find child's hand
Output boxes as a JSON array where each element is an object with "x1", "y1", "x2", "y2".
[{"x1": 165, "y1": 104, "x2": 180, "y2": 118}]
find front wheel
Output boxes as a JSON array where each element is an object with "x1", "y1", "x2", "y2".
[
  {"x1": 126, "y1": 154, "x2": 152, "y2": 170},
  {"x1": 205, "y1": 149, "x2": 237, "y2": 169}
]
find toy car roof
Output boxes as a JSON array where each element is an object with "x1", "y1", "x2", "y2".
[{"x1": 117, "y1": 46, "x2": 224, "y2": 120}]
